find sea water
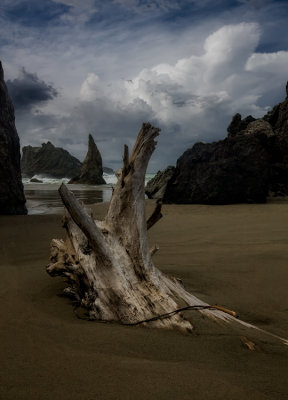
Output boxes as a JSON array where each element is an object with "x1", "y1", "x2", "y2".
[{"x1": 23, "y1": 173, "x2": 155, "y2": 215}]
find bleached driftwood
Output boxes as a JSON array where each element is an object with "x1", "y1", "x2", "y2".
[{"x1": 47, "y1": 123, "x2": 288, "y2": 344}]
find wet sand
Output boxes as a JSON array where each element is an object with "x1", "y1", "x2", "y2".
[
  {"x1": 24, "y1": 183, "x2": 113, "y2": 214},
  {"x1": 0, "y1": 201, "x2": 288, "y2": 399}
]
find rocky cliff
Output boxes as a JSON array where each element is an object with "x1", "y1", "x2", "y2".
[
  {"x1": 0, "y1": 61, "x2": 27, "y2": 214},
  {"x1": 69, "y1": 134, "x2": 106, "y2": 185},
  {"x1": 163, "y1": 129, "x2": 271, "y2": 204},
  {"x1": 156, "y1": 83, "x2": 288, "y2": 204},
  {"x1": 21, "y1": 142, "x2": 82, "y2": 178}
]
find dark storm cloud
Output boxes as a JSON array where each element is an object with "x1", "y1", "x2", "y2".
[
  {"x1": 3, "y1": 0, "x2": 238, "y2": 31},
  {"x1": 6, "y1": 68, "x2": 58, "y2": 111},
  {"x1": 2, "y1": 0, "x2": 69, "y2": 27},
  {"x1": 237, "y1": 0, "x2": 268, "y2": 7}
]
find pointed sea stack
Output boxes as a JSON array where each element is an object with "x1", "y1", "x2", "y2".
[
  {"x1": 0, "y1": 61, "x2": 27, "y2": 214},
  {"x1": 69, "y1": 134, "x2": 106, "y2": 184}
]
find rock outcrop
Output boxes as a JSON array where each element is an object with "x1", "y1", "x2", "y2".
[
  {"x1": 153, "y1": 82, "x2": 288, "y2": 204},
  {"x1": 145, "y1": 166, "x2": 175, "y2": 199},
  {"x1": 21, "y1": 142, "x2": 82, "y2": 178},
  {"x1": 0, "y1": 61, "x2": 27, "y2": 214},
  {"x1": 163, "y1": 132, "x2": 271, "y2": 204},
  {"x1": 227, "y1": 113, "x2": 256, "y2": 137},
  {"x1": 69, "y1": 134, "x2": 106, "y2": 185}
]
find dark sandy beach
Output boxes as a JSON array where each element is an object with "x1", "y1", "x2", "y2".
[{"x1": 0, "y1": 200, "x2": 288, "y2": 400}]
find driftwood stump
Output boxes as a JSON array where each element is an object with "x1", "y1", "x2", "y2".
[{"x1": 47, "y1": 123, "x2": 288, "y2": 343}]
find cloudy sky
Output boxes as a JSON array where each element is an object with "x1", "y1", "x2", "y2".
[{"x1": 1, "y1": 0, "x2": 288, "y2": 171}]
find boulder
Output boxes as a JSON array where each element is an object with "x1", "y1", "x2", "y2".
[
  {"x1": 145, "y1": 166, "x2": 175, "y2": 199},
  {"x1": 242, "y1": 119, "x2": 274, "y2": 137},
  {"x1": 21, "y1": 142, "x2": 82, "y2": 178},
  {"x1": 69, "y1": 134, "x2": 106, "y2": 185},
  {"x1": 0, "y1": 61, "x2": 27, "y2": 214},
  {"x1": 30, "y1": 177, "x2": 43, "y2": 183}
]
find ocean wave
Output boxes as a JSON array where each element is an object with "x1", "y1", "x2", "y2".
[
  {"x1": 22, "y1": 175, "x2": 70, "y2": 185},
  {"x1": 22, "y1": 172, "x2": 155, "y2": 186}
]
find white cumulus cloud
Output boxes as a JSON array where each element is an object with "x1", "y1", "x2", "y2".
[
  {"x1": 79, "y1": 23, "x2": 276, "y2": 130},
  {"x1": 246, "y1": 51, "x2": 288, "y2": 75}
]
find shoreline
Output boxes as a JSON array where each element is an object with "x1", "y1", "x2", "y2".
[{"x1": 24, "y1": 183, "x2": 114, "y2": 214}]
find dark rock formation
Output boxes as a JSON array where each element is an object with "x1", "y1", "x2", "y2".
[
  {"x1": 163, "y1": 133, "x2": 270, "y2": 204},
  {"x1": 0, "y1": 61, "x2": 27, "y2": 214},
  {"x1": 145, "y1": 166, "x2": 175, "y2": 199},
  {"x1": 160, "y1": 82, "x2": 288, "y2": 204},
  {"x1": 69, "y1": 134, "x2": 106, "y2": 185},
  {"x1": 21, "y1": 142, "x2": 82, "y2": 178},
  {"x1": 30, "y1": 177, "x2": 43, "y2": 183}
]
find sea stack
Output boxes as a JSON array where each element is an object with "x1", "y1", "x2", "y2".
[
  {"x1": 69, "y1": 134, "x2": 106, "y2": 185},
  {"x1": 0, "y1": 61, "x2": 27, "y2": 214},
  {"x1": 21, "y1": 142, "x2": 82, "y2": 178}
]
